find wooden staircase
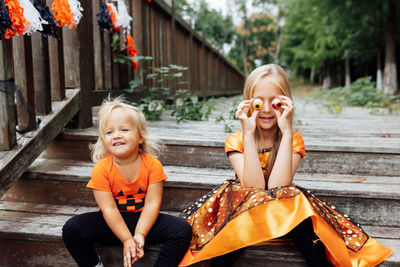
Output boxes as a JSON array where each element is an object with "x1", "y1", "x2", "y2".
[{"x1": 1, "y1": 96, "x2": 400, "y2": 266}]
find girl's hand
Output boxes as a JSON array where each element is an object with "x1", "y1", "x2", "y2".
[
  {"x1": 133, "y1": 233, "x2": 145, "y2": 262},
  {"x1": 235, "y1": 99, "x2": 260, "y2": 135},
  {"x1": 123, "y1": 238, "x2": 137, "y2": 267},
  {"x1": 273, "y1": 95, "x2": 294, "y2": 134}
]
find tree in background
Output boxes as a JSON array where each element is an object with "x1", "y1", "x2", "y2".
[
  {"x1": 280, "y1": 0, "x2": 398, "y2": 95},
  {"x1": 174, "y1": 0, "x2": 235, "y2": 52},
  {"x1": 229, "y1": 12, "x2": 279, "y2": 74}
]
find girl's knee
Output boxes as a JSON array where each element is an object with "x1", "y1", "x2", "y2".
[
  {"x1": 177, "y1": 218, "x2": 192, "y2": 241},
  {"x1": 62, "y1": 215, "x2": 83, "y2": 240}
]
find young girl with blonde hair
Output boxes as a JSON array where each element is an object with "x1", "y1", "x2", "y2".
[
  {"x1": 179, "y1": 64, "x2": 392, "y2": 267},
  {"x1": 62, "y1": 96, "x2": 192, "y2": 267}
]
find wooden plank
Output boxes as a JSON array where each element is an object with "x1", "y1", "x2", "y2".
[
  {"x1": 92, "y1": 0, "x2": 103, "y2": 90},
  {"x1": 103, "y1": 32, "x2": 112, "y2": 90},
  {"x1": 0, "y1": 40, "x2": 16, "y2": 150},
  {"x1": 0, "y1": 89, "x2": 81, "y2": 198},
  {"x1": 46, "y1": 0, "x2": 65, "y2": 101},
  {"x1": 31, "y1": 33, "x2": 51, "y2": 115},
  {"x1": 48, "y1": 29, "x2": 66, "y2": 101},
  {"x1": 0, "y1": 80, "x2": 16, "y2": 150},
  {"x1": 62, "y1": 28, "x2": 79, "y2": 88},
  {"x1": 76, "y1": 0, "x2": 94, "y2": 128},
  {"x1": 12, "y1": 35, "x2": 36, "y2": 131}
]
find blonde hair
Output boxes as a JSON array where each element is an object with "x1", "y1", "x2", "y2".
[
  {"x1": 243, "y1": 64, "x2": 293, "y2": 182},
  {"x1": 90, "y1": 96, "x2": 163, "y2": 162}
]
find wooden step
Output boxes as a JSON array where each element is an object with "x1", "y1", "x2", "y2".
[
  {"x1": 3, "y1": 158, "x2": 400, "y2": 227},
  {"x1": 41, "y1": 123, "x2": 400, "y2": 176},
  {"x1": 0, "y1": 201, "x2": 399, "y2": 267}
]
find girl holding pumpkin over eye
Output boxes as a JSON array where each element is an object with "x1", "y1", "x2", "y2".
[{"x1": 179, "y1": 64, "x2": 392, "y2": 267}]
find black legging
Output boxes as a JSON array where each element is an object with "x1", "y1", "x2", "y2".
[
  {"x1": 211, "y1": 218, "x2": 331, "y2": 267},
  {"x1": 62, "y1": 211, "x2": 192, "y2": 267}
]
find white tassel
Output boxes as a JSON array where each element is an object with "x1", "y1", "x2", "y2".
[
  {"x1": 117, "y1": 0, "x2": 131, "y2": 33},
  {"x1": 20, "y1": 0, "x2": 48, "y2": 35},
  {"x1": 68, "y1": 0, "x2": 84, "y2": 25},
  {"x1": 107, "y1": 2, "x2": 121, "y2": 28}
]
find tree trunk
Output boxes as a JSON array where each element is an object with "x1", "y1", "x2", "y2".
[
  {"x1": 322, "y1": 62, "x2": 331, "y2": 92},
  {"x1": 310, "y1": 65, "x2": 315, "y2": 84},
  {"x1": 274, "y1": 32, "x2": 283, "y2": 64},
  {"x1": 345, "y1": 58, "x2": 351, "y2": 87},
  {"x1": 240, "y1": 36, "x2": 249, "y2": 76},
  {"x1": 377, "y1": 52, "x2": 383, "y2": 91},
  {"x1": 383, "y1": 0, "x2": 397, "y2": 95}
]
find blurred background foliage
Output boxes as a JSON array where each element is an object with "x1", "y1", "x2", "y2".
[{"x1": 174, "y1": 0, "x2": 400, "y2": 106}]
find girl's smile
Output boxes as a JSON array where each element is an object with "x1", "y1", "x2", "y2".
[{"x1": 103, "y1": 108, "x2": 143, "y2": 160}]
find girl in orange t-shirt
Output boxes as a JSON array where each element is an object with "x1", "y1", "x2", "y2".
[
  {"x1": 179, "y1": 64, "x2": 392, "y2": 267},
  {"x1": 62, "y1": 97, "x2": 192, "y2": 267}
]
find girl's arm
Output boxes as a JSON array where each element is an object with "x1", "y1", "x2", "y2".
[
  {"x1": 92, "y1": 190, "x2": 136, "y2": 267},
  {"x1": 268, "y1": 96, "x2": 301, "y2": 189},
  {"x1": 232, "y1": 99, "x2": 265, "y2": 189},
  {"x1": 132, "y1": 181, "x2": 163, "y2": 261},
  {"x1": 267, "y1": 132, "x2": 302, "y2": 189},
  {"x1": 229, "y1": 134, "x2": 265, "y2": 189}
]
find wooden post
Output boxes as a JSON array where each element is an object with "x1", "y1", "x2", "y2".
[
  {"x1": 76, "y1": 0, "x2": 94, "y2": 128},
  {"x1": 12, "y1": 35, "x2": 36, "y2": 131},
  {"x1": 0, "y1": 40, "x2": 16, "y2": 150},
  {"x1": 47, "y1": 0, "x2": 65, "y2": 101},
  {"x1": 92, "y1": 0, "x2": 103, "y2": 90},
  {"x1": 31, "y1": 33, "x2": 51, "y2": 115},
  {"x1": 48, "y1": 29, "x2": 66, "y2": 101},
  {"x1": 63, "y1": 28, "x2": 80, "y2": 88}
]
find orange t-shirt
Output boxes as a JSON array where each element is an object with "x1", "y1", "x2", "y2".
[{"x1": 87, "y1": 153, "x2": 167, "y2": 212}]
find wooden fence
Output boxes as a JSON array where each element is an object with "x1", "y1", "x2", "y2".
[{"x1": 0, "y1": 0, "x2": 244, "y2": 151}]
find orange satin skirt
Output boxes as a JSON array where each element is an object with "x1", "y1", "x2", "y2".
[{"x1": 178, "y1": 180, "x2": 392, "y2": 267}]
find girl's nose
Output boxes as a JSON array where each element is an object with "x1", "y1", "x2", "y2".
[{"x1": 262, "y1": 101, "x2": 272, "y2": 112}]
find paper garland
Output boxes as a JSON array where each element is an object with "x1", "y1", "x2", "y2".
[
  {"x1": 20, "y1": 0, "x2": 47, "y2": 35},
  {"x1": 34, "y1": 0, "x2": 58, "y2": 38},
  {"x1": 0, "y1": 0, "x2": 13, "y2": 40},
  {"x1": 4, "y1": 0, "x2": 28, "y2": 39},
  {"x1": 1, "y1": 0, "x2": 84, "y2": 39},
  {"x1": 126, "y1": 33, "x2": 138, "y2": 70}
]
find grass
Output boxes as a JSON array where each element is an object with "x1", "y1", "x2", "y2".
[{"x1": 290, "y1": 79, "x2": 319, "y2": 97}]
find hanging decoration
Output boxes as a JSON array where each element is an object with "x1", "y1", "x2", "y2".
[
  {"x1": 33, "y1": 0, "x2": 58, "y2": 38},
  {"x1": 0, "y1": 0, "x2": 13, "y2": 40},
  {"x1": 97, "y1": 1, "x2": 113, "y2": 32},
  {"x1": 126, "y1": 33, "x2": 138, "y2": 70},
  {"x1": 116, "y1": 0, "x2": 131, "y2": 34},
  {"x1": 52, "y1": 0, "x2": 83, "y2": 29},
  {"x1": 68, "y1": 0, "x2": 83, "y2": 25},
  {"x1": 105, "y1": 1, "x2": 121, "y2": 32},
  {"x1": 4, "y1": 0, "x2": 29, "y2": 39},
  {"x1": 20, "y1": 0, "x2": 47, "y2": 35}
]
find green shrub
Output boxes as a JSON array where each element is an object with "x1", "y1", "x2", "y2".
[{"x1": 315, "y1": 77, "x2": 400, "y2": 113}]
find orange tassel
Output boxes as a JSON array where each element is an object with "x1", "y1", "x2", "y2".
[
  {"x1": 4, "y1": 0, "x2": 29, "y2": 39},
  {"x1": 126, "y1": 33, "x2": 138, "y2": 70},
  {"x1": 105, "y1": 2, "x2": 120, "y2": 32},
  {"x1": 51, "y1": 0, "x2": 75, "y2": 28}
]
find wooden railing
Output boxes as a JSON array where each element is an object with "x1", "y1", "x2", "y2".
[{"x1": 0, "y1": 0, "x2": 244, "y2": 151}]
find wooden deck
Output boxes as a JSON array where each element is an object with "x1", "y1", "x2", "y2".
[{"x1": 1, "y1": 94, "x2": 400, "y2": 266}]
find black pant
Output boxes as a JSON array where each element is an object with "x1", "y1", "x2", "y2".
[
  {"x1": 62, "y1": 211, "x2": 192, "y2": 267},
  {"x1": 211, "y1": 218, "x2": 331, "y2": 267}
]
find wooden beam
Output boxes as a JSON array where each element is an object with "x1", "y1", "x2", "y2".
[
  {"x1": 48, "y1": 29, "x2": 65, "y2": 101},
  {"x1": 0, "y1": 40, "x2": 16, "y2": 151},
  {"x1": 0, "y1": 89, "x2": 81, "y2": 198},
  {"x1": 31, "y1": 33, "x2": 51, "y2": 115},
  {"x1": 12, "y1": 35, "x2": 36, "y2": 131},
  {"x1": 76, "y1": 0, "x2": 94, "y2": 128}
]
